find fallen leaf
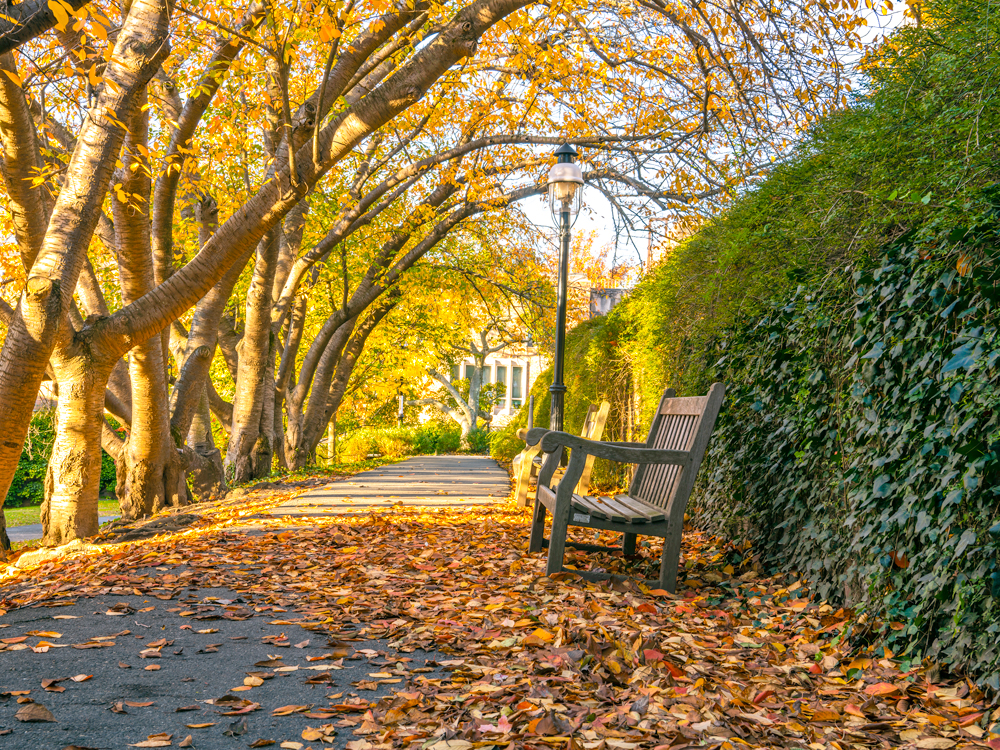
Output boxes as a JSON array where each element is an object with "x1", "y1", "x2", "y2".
[
  {"x1": 272, "y1": 705, "x2": 310, "y2": 716},
  {"x1": 864, "y1": 682, "x2": 901, "y2": 696},
  {"x1": 16, "y1": 702, "x2": 56, "y2": 722}
]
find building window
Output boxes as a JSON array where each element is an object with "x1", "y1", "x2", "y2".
[
  {"x1": 495, "y1": 365, "x2": 507, "y2": 406},
  {"x1": 450, "y1": 364, "x2": 459, "y2": 382},
  {"x1": 464, "y1": 364, "x2": 475, "y2": 381},
  {"x1": 511, "y1": 366, "x2": 523, "y2": 407}
]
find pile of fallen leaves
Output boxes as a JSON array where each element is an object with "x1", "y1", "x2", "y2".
[{"x1": 0, "y1": 477, "x2": 997, "y2": 750}]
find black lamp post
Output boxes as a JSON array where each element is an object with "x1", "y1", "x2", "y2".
[{"x1": 547, "y1": 144, "x2": 584, "y2": 432}]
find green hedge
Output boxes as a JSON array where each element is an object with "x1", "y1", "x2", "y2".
[
  {"x1": 335, "y1": 424, "x2": 463, "y2": 463},
  {"x1": 699, "y1": 199, "x2": 1000, "y2": 688}
]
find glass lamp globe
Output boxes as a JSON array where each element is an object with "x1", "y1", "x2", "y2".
[{"x1": 548, "y1": 144, "x2": 584, "y2": 227}]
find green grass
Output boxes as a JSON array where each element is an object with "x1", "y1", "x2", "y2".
[{"x1": 4, "y1": 499, "x2": 119, "y2": 529}]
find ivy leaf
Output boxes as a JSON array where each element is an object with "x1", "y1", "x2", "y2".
[
  {"x1": 873, "y1": 474, "x2": 893, "y2": 498},
  {"x1": 941, "y1": 343, "x2": 975, "y2": 373},
  {"x1": 954, "y1": 529, "x2": 976, "y2": 558},
  {"x1": 862, "y1": 342, "x2": 885, "y2": 360}
]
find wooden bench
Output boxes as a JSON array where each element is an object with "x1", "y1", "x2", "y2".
[
  {"x1": 512, "y1": 401, "x2": 610, "y2": 507},
  {"x1": 523, "y1": 383, "x2": 724, "y2": 593}
]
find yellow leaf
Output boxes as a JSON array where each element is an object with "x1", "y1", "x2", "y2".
[
  {"x1": 88, "y1": 64, "x2": 102, "y2": 88},
  {"x1": 46, "y1": 0, "x2": 69, "y2": 31},
  {"x1": 1, "y1": 68, "x2": 22, "y2": 88}
]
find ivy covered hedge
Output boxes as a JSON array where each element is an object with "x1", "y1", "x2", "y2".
[{"x1": 699, "y1": 197, "x2": 1000, "y2": 689}]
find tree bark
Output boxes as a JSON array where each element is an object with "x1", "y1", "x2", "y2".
[
  {"x1": 42, "y1": 345, "x2": 114, "y2": 545},
  {"x1": 0, "y1": 0, "x2": 93, "y2": 56},
  {"x1": 110, "y1": 90, "x2": 189, "y2": 520}
]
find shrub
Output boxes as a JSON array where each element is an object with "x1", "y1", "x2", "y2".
[
  {"x1": 412, "y1": 422, "x2": 461, "y2": 454},
  {"x1": 490, "y1": 429, "x2": 524, "y2": 463},
  {"x1": 338, "y1": 430, "x2": 377, "y2": 463},
  {"x1": 335, "y1": 423, "x2": 463, "y2": 462},
  {"x1": 465, "y1": 427, "x2": 491, "y2": 454},
  {"x1": 372, "y1": 428, "x2": 412, "y2": 458}
]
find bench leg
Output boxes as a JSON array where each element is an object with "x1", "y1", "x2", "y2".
[
  {"x1": 545, "y1": 492, "x2": 572, "y2": 577},
  {"x1": 528, "y1": 499, "x2": 547, "y2": 553},
  {"x1": 623, "y1": 533, "x2": 637, "y2": 557},
  {"x1": 659, "y1": 525, "x2": 683, "y2": 593}
]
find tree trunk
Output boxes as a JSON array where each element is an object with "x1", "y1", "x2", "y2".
[
  {"x1": 117, "y1": 338, "x2": 188, "y2": 518},
  {"x1": 185, "y1": 386, "x2": 226, "y2": 501},
  {"x1": 41, "y1": 355, "x2": 112, "y2": 545},
  {"x1": 224, "y1": 231, "x2": 281, "y2": 483},
  {"x1": 285, "y1": 318, "x2": 357, "y2": 470},
  {"x1": 301, "y1": 294, "x2": 399, "y2": 459},
  {"x1": 111, "y1": 89, "x2": 188, "y2": 519}
]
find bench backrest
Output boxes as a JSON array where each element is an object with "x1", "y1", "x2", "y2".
[
  {"x1": 576, "y1": 401, "x2": 611, "y2": 494},
  {"x1": 629, "y1": 383, "x2": 725, "y2": 516}
]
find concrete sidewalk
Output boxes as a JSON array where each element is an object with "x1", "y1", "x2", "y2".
[{"x1": 258, "y1": 455, "x2": 510, "y2": 519}]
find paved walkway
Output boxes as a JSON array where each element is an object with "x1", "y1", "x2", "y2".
[
  {"x1": 259, "y1": 455, "x2": 510, "y2": 518},
  {"x1": 8, "y1": 515, "x2": 118, "y2": 543}
]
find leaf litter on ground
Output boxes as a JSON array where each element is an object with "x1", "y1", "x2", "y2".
[{"x1": 0, "y1": 477, "x2": 996, "y2": 749}]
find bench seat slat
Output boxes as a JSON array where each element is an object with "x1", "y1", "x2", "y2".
[
  {"x1": 612, "y1": 494, "x2": 666, "y2": 523},
  {"x1": 590, "y1": 494, "x2": 645, "y2": 523},
  {"x1": 566, "y1": 493, "x2": 664, "y2": 525}
]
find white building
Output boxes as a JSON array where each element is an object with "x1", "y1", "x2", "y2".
[{"x1": 450, "y1": 343, "x2": 549, "y2": 427}]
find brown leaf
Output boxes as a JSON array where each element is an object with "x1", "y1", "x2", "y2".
[
  {"x1": 272, "y1": 705, "x2": 310, "y2": 716},
  {"x1": 248, "y1": 741, "x2": 275, "y2": 748},
  {"x1": 254, "y1": 659, "x2": 284, "y2": 667},
  {"x1": 16, "y1": 702, "x2": 56, "y2": 722},
  {"x1": 178, "y1": 737, "x2": 194, "y2": 748},
  {"x1": 125, "y1": 700, "x2": 155, "y2": 707}
]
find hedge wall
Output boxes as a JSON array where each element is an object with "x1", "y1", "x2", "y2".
[{"x1": 699, "y1": 198, "x2": 1000, "y2": 689}]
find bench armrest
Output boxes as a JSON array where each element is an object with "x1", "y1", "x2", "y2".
[
  {"x1": 517, "y1": 427, "x2": 548, "y2": 443},
  {"x1": 534, "y1": 429, "x2": 692, "y2": 467}
]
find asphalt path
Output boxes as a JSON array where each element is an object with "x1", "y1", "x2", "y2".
[
  {"x1": 0, "y1": 457, "x2": 509, "y2": 748},
  {"x1": 0, "y1": 582, "x2": 445, "y2": 749},
  {"x1": 255, "y1": 455, "x2": 509, "y2": 520},
  {"x1": 8, "y1": 517, "x2": 118, "y2": 544}
]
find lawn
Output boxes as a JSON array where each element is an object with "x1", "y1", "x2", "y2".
[{"x1": 4, "y1": 499, "x2": 120, "y2": 528}]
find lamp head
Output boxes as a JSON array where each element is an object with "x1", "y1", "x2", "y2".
[{"x1": 547, "y1": 144, "x2": 583, "y2": 227}]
